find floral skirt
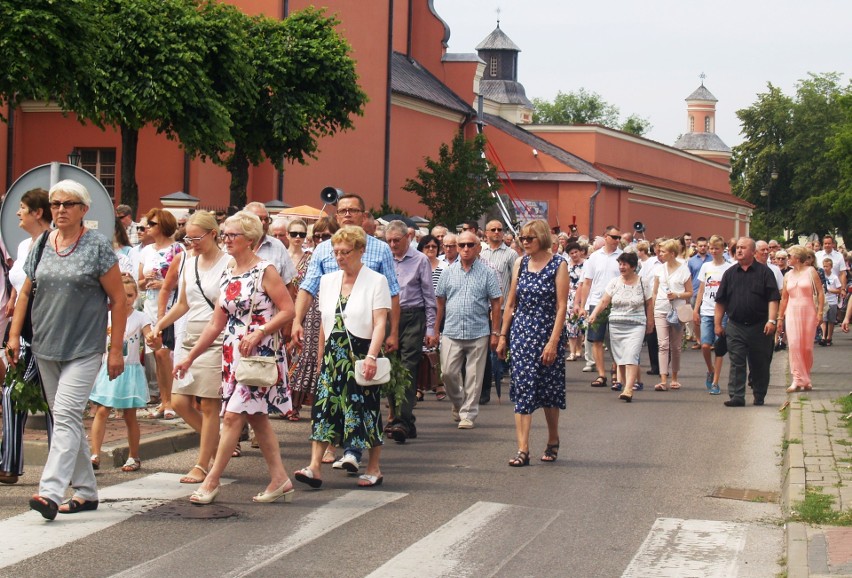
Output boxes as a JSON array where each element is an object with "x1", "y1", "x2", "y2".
[{"x1": 309, "y1": 331, "x2": 383, "y2": 450}]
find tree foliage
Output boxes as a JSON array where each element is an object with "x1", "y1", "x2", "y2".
[
  {"x1": 731, "y1": 73, "x2": 851, "y2": 240},
  {"x1": 222, "y1": 8, "x2": 367, "y2": 206},
  {"x1": 0, "y1": 0, "x2": 97, "y2": 118},
  {"x1": 402, "y1": 132, "x2": 501, "y2": 227},
  {"x1": 532, "y1": 88, "x2": 652, "y2": 136}
]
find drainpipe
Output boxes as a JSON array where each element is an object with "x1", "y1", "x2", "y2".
[
  {"x1": 182, "y1": 152, "x2": 190, "y2": 196},
  {"x1": 406, "y1": 0, "x2": 413, "y2": 57},
  {"x1": 587, "y1": 181, "x2": 602, "y2": 237},
  {"x1": 5, "y1": 103, "x2": 14, "y2": 191},
  {"x1": 382, "y1": 0, "x2": 394, "y2": 206}
]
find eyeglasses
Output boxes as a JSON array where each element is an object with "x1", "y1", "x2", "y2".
[
  {"x1": 288, "y1": 231, "x2": 307, "y2": 238},
  {"x1": 488, "y1": 227, "x2": 503, "y2": 232},
  {"x1": 443, "y1": 243, "x2": 457, "y2": 248},
  {"x1": 184, "y1": 231, "x2": 212, "y2": 244},
  {"x1": 145, "y1": 221, "x2": 158, "y2": 228},
  {"x1": 333, "y1": 248, "x2": 354, "y2": 257},
  {"x1": 337, "y1": 208, "x2": 363, "y2": 216},
  {"x1": 607, "y1": 234, "x2": 620, "y2": 240},
  {"x1": 50, "y1": 200, "x2": 84, "y2": 210},
  {"x1": 257, "y1": 216, "x2": 271, "y2": 223},
  {"x1": 458, "y1": 242, "x2": 478, "y2": 249},
  {"x1": 313, "y1": 233, "x2": 332, "y2": 241},
  {"x1": 386, "y1": 237, "x2": 405, "y2": 244},
  {"x1": 221, "y1": 232, "x2": 245, "y2": 241}
]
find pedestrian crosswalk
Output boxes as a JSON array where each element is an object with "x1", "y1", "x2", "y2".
[{"x1": 0, "y1": 474, "x2": 778, "y2": 576}]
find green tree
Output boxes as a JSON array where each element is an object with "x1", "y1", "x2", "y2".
[
  {"x1": 731, "y1": 73, "x2": 851, "y2": 240},
  {"x1": 0, "y1": 0, "x2": 97, "y2": 118},
  {"x1": 532, "y1": 88, "x2": 651, "y2": 136},
  {"x1": 221, "y1": 8, "x2": 367, "y2": 207},
  {"x1": 402, "y1": 132, "x2": 501, "y2": 227},
  {"x1": 70, "y1": 0, "x2": 240, "y2": 213}
]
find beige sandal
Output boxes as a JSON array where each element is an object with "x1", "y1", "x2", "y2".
[
  {"x1": 321, "y1": 448, "x2": 336, "y2": 464},
  {"x1": 180, "y1": 464, "x2": 208, "y2": 484}
]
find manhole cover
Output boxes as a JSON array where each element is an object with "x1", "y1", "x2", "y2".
[
  {"x1": 143, "y1": 502, "x2": 238, "y2": 519},
  {"x1": 709, "y1": 487, "x2": 779, "y2": 503}
]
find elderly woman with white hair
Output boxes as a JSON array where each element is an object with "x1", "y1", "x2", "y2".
[
  {"x1": 174, "y1": 211, "x2": 296, "y2": 505},
  {"x1": 7, "y1": 179, "x2": 126, "y2": 519}
]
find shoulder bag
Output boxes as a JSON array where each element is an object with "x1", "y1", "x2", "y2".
[
  {"x1": 21, "y1": 232, "x2": 50, "y2": 344},
  {"x1": 338, "y1": 295, "x2": 390, "y2": 386},
  {"x1": 234, "y1": 266, "x2": 279, "y2": 388},
  {"x1": 159, "y1": 247, "x2": 185, "y2": 350},
  {"x1": 194, "y1": 255, "x2": 216, "y2": 310}
]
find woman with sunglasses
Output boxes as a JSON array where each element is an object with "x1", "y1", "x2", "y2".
[
  {"x1": 153, "y1": 212, "x2": 229, "y2": 484},
  {"x1": 8, "y1": 180, "x2": 126, "y2": 518},
  {"x1": 286, "y1": 217, "x2": 337, "y2": 426},
  {"x1": 174, "y1": 211, "x2": 295, "y2": 505},
  {"x1": 138, "y1": 208, "x2": 183, "y2": 419}
]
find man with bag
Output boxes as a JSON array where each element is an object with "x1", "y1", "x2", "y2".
[
  {"x1": 435, "y1": 231, "x2": 502, "y2": 429},
  {"x1": 714, "y1": 238, "x2": 780, "y2": 407},
  {"x1": 383, "y1": 220, "x2": 436, "y2": 443}
]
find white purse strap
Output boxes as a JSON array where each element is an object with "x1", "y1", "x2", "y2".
[{"x1": 246, "y1": 264, "x2": 279, "y2": 353}]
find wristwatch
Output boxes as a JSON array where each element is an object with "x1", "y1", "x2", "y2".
[
  {"x1": 258, "y1": 324, "x2": 268, "y2": 334},
  {"x1": 767, "y1": 319, "x2": 777, "y2": 325}
]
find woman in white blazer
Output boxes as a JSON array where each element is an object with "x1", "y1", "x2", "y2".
[{"x1": 295, "y1": 226, "x2": 391, "y2": 489}]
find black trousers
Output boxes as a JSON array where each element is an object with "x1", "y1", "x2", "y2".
[
  {"x1": 393, "y1": 308, "x2": 426, "y2": 431},
  {"x1": 726, "y1": 320, "x2": 774, "y2": 402}
]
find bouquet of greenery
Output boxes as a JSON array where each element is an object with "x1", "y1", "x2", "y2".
[
  {"x1": 4, "y1": 355, "x2": 48, "y2": 415},
  {"x1": 381, "y1": 350, "x2": 411, "y2": 412},
  {"x1": 587, "y1": 305, "x2": 611, "y2": 332}
]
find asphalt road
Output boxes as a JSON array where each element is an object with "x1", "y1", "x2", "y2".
[{"x1": 0, "y1": 347, "x2": 786, "y2": 577}]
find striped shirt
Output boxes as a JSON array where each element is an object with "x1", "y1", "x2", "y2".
[
  {"x1": 300, "y1": 234, "x2": 400, "y2": 298},
  {"x1": 480, "y1": 243, "x2": 518, "y2": 308},
  {"x1": 436, "y1": 260, "x2": 501, "y2": 340}
]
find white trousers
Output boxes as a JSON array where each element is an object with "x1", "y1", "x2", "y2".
[{"x1": 440, "y1": 336, "x2": 489, "y2": 421}]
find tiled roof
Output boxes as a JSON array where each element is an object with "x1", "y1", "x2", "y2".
[
  {"x1": 685, "y1": 85, "x2": 718, "y2": 102},
  {"x1": 475, "y1": 26, "x2": 521, "y2": 52},
  {"x1": 480, "y1": 80, "x2": 533, "y2": 107},
  {"x1": 673, "y1": 132, "x2": 731, "y2": 153},
  {"x1": 483, "y1": 114, "x2": 627, "y2": 187},
  {"x1": 391, "y1": 52, "x2": 475, "y2": 115}
]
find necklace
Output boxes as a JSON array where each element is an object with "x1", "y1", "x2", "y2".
[{"x1": 54, "y1": 227, "x2": 85, "y2": 258}]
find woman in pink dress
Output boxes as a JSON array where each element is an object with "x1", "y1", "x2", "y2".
[{"x1": 777, "y1": 245, "x2": 824, "y2": 393}]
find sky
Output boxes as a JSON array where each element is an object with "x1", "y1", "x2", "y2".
[{"x1": 431, "y1": 0, "x2": 852, "y2": 148}]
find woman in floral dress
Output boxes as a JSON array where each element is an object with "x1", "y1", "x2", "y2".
[
  {"x1": 497, "y1": 220, "x2": 569, "y2": 468},
  {"x1": 294, "y1": 226, "x2": 391, "y2": 489},
  {"x1": 174, "y1": 211, "x2": 295, "y2": 505}
]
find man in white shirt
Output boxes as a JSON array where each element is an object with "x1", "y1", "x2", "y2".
[
  {"x1": 815, "y1": 234, "x2": 847, "y2": 295},
  {"x1": 756, "y1": 240, "x2": 784, "y2": 290},
  {"x1": 437, "y1": 233, "x2": 460, "y2": 266},
  {"x1": 574, "y1": 226, "x2": 623, "y2": 387},
  {"x1": 243, "y1": 202, "x2": 297, "y2": 286}
]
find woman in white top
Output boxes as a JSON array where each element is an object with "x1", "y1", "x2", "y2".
[
  {"x1": 154, "y1": 212, "x2": 229, "y2": 484},
  {"x1": 652, "y1": 238, "x2": 693, "y2": 391}
]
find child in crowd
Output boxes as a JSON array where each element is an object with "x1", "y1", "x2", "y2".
[
  {"x1": 89, "y1": 275, "x2": 153, "y2": 471},
  {"x1": 820, "y1": 258, "x2": 841, "y2": 346},
  {"x1": 692, "y1": 235, "x2": 732, "y2": 395}
]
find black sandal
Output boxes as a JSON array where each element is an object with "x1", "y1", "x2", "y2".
[
  {"x1": 541, "y1": 442, "x2": 560, "y2": 462},
  {"x1": 591, "y1": 376, "x2": 607, "y2": 388},
  {"x1": 59, "y1": 498, "x2": 99, "y2": 514},
  {"x1": 415, "y1": 390, "x2": 424, "y2": 402},
  {"x1": 508, "y1": 450, "x2": 530, "y2": 467},
  {"x1": 29, "y1": 496, "x2": 58, "y2": 520}
]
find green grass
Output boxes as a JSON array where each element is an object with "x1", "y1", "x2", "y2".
[
  {"x1": 791, "y1": 487, "x2": 852, "y2": 526},
  {"x1": 839, "y1": 394, "x2": 852, "y2": 437},
  {"x1": 782, "y1": 438, "x2": 802, "y2": 450}
]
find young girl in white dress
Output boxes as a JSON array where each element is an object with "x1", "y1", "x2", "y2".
[{"x1": 89, "y1": 275, "x2": 153, "y2": 472}]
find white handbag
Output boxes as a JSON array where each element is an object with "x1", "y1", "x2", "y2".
[
  {"x1": 339, "y1": 296, "x2": 390, "y2": 387},
  {"x1": 234, "y1": 267, "x2": 279, "y2": 388}
]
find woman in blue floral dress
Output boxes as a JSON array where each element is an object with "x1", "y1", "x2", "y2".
[
  {"x1": 174, "y1": 212, "x2": 295, "y2": 505},
  {"x1": 497, "y1": 220, "x2": 569, "y2": 467}
]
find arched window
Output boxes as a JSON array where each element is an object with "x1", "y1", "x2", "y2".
[
  {"x1": 490, "y1": 56, "x2": 498, "y2": 77},
  {"x1": 689, "y1": 116, "x2": 694, "y2": 132}
]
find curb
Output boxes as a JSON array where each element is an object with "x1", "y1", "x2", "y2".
[{"x1": 23, "y1": 425, "x2": 199, "y2": 468}]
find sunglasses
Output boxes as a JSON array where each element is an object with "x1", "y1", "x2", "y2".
[
  {"x1": 313, "y1": 233, "x2": 332, "y2": 241},
  {"x1": 488, "y1": 227, "x2": 503, "y2": 232},
  {"x1": 145, "y1": 221, "x2": 158, "y2": 228},
  {"x1": 607, "y1": 234, "x2": 620, "y2": 240},
  {"x1": 289, "y1": 231, "x2": 307, "y2": 238},
  {"x1": 184, "y1": 231, "x2": 212, "y2": 244},
  {"x1": 50, "y1": 200, "x2": 84, "y2": 210},
  {"x1": 423, "y1": 244, "x2": 438, "y2": 250},
  {"x1": 458, "y1": 242, "x2": 478, "y2": 249},
  {"x1": 518, "y1": 236, "x2": 536, "y2": 243}
]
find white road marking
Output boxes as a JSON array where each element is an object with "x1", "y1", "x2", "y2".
[
  {"x1": 0, "y1": 473, "x2": 233, "y2": 570},
  {"x1": 367, "y1": 501, "x2": 561, "y2": 578},
  {"x1": 622, "y1": 518, "x2": 747, "y2": 578}
]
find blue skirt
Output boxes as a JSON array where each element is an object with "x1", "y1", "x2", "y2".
[{"x1": 89, "y1": 363, "x2": 149, "y2": 409}]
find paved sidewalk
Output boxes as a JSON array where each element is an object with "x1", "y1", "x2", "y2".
[
  {"x1": 21, "y1": 408, "x2": 199, "y2": 469},
  {"x1": 782, "y1": 336, "x2": 852, "y2": 578}
]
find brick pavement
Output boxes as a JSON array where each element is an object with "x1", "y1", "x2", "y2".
[{"x1": 782, "y1": 334, "x2": 852, "y2": 578}]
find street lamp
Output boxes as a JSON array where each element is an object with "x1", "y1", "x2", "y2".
[
  {"x1": 759, "y1": 166, "x2": 779, "y2": 212},
  {"x1": 67, "y1": 148, "x2": 81, "y2": 167}
]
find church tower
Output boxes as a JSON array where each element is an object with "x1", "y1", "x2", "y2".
[
  {"x1": 475, "y1": 22, "x2": 533, "y2": 125},
  {"x1": 673, "y1": 79, "x2": 731, "y2": 165}
]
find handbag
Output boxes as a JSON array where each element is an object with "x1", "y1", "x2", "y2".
[
  {"x1": 21, "y1": 232, "x2": 50, "y2": 344},
  {"x1": 159, "y1": 245, "x2": 185, "y2": 350},
  {"x1": 676, "y1": 303, "x2": 693, "y2": 323},
  {"x1": 338, "y1": 295, "x2": 390, "y2": 386},
  {"x1": 234, "y1": 267, "x2": 279, "y2": 388},
  {"x1": 666, "y1": 306, "x2": 681, "y2": 325}
]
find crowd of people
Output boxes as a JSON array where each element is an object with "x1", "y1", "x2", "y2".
[{"x1": 1, "y1": 181, "x2": 849, "y2": 518}]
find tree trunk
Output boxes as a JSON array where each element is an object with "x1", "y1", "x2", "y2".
[
  {"x1": 120, "y1": 126, "x2": 139, "y2": 213},
  {"x1": 227, "y1": 145, "x2": 249, "y2": 208}
]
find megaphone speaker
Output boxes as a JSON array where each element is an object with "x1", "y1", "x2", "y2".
[
  {"x1": 320, "y1": 187, "x2": 342, "y2": 205},
  {"x1": 633, "y1": 221, "x2": 645, "y2": 233}
]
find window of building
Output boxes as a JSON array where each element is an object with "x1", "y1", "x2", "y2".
[
  {"x1": 80, "y1": 148, "x2": 117, "y2": 197},
  {"x1": 704, "y1": 116, "x2": 712, "y2": 132},
  {"x1": 490, "y1": 56, "x2": 498, "y2": 77},
  {"x1": 689, "y1": 116, "x2": 695, "y2": 132}
]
